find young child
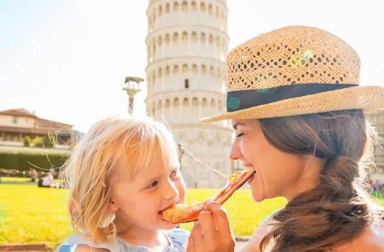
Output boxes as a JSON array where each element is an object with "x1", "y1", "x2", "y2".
[{"x1": 57, "y1": 116, "x2": 188, "y2": 252}]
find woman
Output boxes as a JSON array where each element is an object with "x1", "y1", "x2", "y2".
[{"x1": 187, "y1": 26, "x2": 384, "y2": 252}]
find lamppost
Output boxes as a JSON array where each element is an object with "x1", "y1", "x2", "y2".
[{"x1": 122, "y1": 76, "x2": 144, "y2": 114}]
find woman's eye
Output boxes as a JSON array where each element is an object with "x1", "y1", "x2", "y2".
[{"x1": 236, "y1": 132, "x2": 245, "y2": 137}]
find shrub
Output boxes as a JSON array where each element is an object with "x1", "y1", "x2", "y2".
[
  {"x1": 23, "y1": 136, "x2": 31, "y2": 147},
  {"x1": 0, "y1": 150, "x2": 70, "y2": 173},
  {"x1": 44, "y1": 136, "x2": 55, "y2": 148},
  {"x1": 32, "y1": 137, "x2": 45, "y2": 147}
]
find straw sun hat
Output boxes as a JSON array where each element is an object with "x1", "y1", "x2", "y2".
[{"x1": 200, "y1": 25, "x2": 384, "y2": 122}]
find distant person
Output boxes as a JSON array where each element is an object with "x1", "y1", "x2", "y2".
[
  {"x1": 187, "y1": 26, "x2": 384, "y2": 251},
  {"x1": 57, "y1": 116, "x2": 188, "y2": 251},
  {"x1": 49, "y1": 167, "x2": 57, "y2": 178},
  {"x1": 368, "y1": 178, "x2": 375, "y2": 193},
  {"x1": 374, "y1": 180, "x2": 382, "y2": 193},
  {"x1": 38, "y1": 173, "x2": 54, "y2": 187},
  {"x1": 29, "y1": 169, "x2": 38, "y2": 182}
]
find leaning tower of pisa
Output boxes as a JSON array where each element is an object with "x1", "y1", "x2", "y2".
[{"x1": 145, "y1": 0, "x2": 233, "y2": 188}]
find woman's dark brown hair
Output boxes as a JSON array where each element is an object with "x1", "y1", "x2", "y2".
[{"x1": 259, "y1": 109, "x2": 381, "y2": 252}]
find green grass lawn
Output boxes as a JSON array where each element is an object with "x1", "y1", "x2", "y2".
[
  {"x1": 0, "y1": 183, "x2": 71, "y2": 249},
  {"x1": 372, "y1": 192, "x2": 384, "y2": 205},
  {"x1": 0, "y1": 182, "x2": 286, "y2": 249},
  {"x1": 0, "y1": 180, "x2": 383, "y2": 250},
  {"x1": 1, "y1": 177, "x2": 33, "y2": 182}
]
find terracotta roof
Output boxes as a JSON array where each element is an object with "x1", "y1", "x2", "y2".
[
  {"x1": 0, "y1": 108, "x2": 37, "y2": 118},
  {"x1": 36, "y1": 118, "x2": 73, "y2": 130},
  {"x1": 0, "y1": 108, "x2": 73, "y2": 130}
]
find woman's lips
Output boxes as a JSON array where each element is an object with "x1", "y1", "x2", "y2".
[{"x1": 248, "y1": 172, "x2": 256, "y2": 184}]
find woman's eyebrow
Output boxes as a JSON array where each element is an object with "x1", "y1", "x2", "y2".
[{"x1": 232, "y1": 122, "x2": 246, "y2": 130}]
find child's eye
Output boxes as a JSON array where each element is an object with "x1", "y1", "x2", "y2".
[
  {"x1": 148, "y1": 181, "x2": 158, "y2": 188},
  {"x1": 236, "y1": 132, "x2": 245, "y2": 137},
  {"x1": 170, "y1": 169, "x2": 179, "y2": 178}
]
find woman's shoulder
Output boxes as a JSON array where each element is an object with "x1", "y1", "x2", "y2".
[
  {"x1": 239, "y1": 213, "x2": 278, "y2": 252},
  {"x1": 333, "y1": 223, "x2": 384, "y2": 252}
]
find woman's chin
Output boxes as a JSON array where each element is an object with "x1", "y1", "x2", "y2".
[{"x1": 251, "y1": 191, "x2": 265, "y2": 203}]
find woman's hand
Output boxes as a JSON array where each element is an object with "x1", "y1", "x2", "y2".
[{"x1": 187, "y1": 201, "x2": 235, "y2": 252}]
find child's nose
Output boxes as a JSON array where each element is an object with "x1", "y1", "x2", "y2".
[{"x1": 163, "y1": 180, "x2": 179, "y2": 200}]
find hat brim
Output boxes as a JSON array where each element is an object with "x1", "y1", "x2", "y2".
[{"x1": 200, "y1": 86, "x2": 384, "y2": 123}]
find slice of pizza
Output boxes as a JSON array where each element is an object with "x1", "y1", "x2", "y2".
[{"x1": 160, "y1": 168, "x2": 256, "y2": 224}]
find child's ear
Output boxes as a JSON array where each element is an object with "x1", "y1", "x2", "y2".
[{"x1": 109, "y1": 198, "x2": 119, "y2": 212}]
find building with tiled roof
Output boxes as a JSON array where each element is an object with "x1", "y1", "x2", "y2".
[{"x1": 0, "y1": 108, "x2": 74, "y2": 149}]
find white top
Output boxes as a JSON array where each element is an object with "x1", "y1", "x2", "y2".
[
  {"x1": 239, "y1": 214, "x2": 278, "y2": 252},
  {"x1": 57, "y1": 228, "x2": 189, "y2": 252}
]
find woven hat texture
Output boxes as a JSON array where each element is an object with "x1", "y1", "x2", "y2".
[{"x1": 200, "y1": 26, "x2": 384, "y2": 122}]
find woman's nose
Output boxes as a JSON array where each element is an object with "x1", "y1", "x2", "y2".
[{"x1": 229, "y1": 139, "x2": 241, "y2": 161}]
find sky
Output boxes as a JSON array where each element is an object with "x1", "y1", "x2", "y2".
[{"x1": 0, "y1": 0, "x2": 383, "y2": 133}]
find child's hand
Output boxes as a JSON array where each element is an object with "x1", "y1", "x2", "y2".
[{"x1": 187, "y1": 201, "x2": 235, "y2": 252}]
